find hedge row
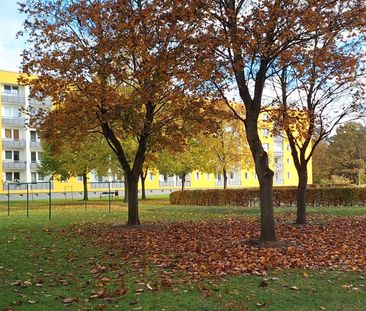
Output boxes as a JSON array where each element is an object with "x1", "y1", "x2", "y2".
[{"x1": 169, "y1": 187, "x2": 366, "y2": 207}]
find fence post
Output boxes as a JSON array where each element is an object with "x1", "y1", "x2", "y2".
[
  {"x1": 108, "y1": 181, "x2": 111, "y2": 213},
  {"x1": 48, "y1": 181, "x2": 52, "y2": 220},
  {"x1": 26, "y1": 183, "x2": 29, "y2": 218},
  {"x1": 7, "y1": 183, "x2": 10, "y2": 216}
]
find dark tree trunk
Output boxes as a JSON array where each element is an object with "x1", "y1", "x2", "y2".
[
  {"x1": 223, "y1": 168, "x2": 228, "y2": 189},
  {"x1": 181, "y1": 173, "x2": 186, "y2": 191},
  {"x1": 245, "y1": 113, "x2": 276, "y2": 242},
  {"x1": 296, "y1": 167, "x2": 308, "y2": 224},
  {"x1": 123, "y1": 173, "x2": 128, "y2": 203},
  {"x1": 127, "y1": 174, "x2": 140, "y2": 225},
  {"x1": 82, "y1": 170, "x2": 88, "y2": 201},
  {"x1": 140, "y1": 168, "x2": 147, "y2": 200}
]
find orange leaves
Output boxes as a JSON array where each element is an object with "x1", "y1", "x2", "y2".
[{"x1": 78, "y1": 217, "x2": 366, "y2": 279}]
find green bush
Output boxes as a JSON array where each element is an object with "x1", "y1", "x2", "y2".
[{"x1": 169, "y1": 187, "x2": 366, "y2": 207}]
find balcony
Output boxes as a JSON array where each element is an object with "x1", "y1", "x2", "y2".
[
  {"x1": 273, "y1": 151, "x2": 283, "y2": 157},
  {"x1": 1, "y1": 94, "x2": 25, "y2": 105},
  {"x1": 90, "y1": 181, "x2": 124, "y2": 189},
  {"x1": 2, "y1": 117, "x2": 26, "y2": 126},
  {"x1": 3, "y1": 161, "x2": 26, "y2": 170},
  {"x1": 29, "y1": 97, "x2": 52, "y2": 107},
  {"x1": 215, "y1": 179, "x2": 242, "y2": 187},
  {"x1": 2, "y1": 139, "x2": 26, "y2": 149},
  {"x1": 30, "y1": 162, "x2": 40, "y2": 169},
  {"x1": 3, "y1": 182, "x2": 54, "y2": 191},
  {"x1": 159, "y1": 181, "x2": 175, "y2": 187},
  {"x1": 30, "y1": 140, "x2": 41, "y2": 148}
]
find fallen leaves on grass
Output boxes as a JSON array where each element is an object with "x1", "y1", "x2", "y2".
[{"x1": 76, "y1": 217, "x2": 366, "y2": 279}]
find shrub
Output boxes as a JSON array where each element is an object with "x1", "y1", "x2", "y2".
[{"x1": 169, "y1": 187, "x2": 366, "y2": 207}]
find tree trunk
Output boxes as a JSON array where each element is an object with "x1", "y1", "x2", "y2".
[
  {"x1": 245, "y1": 114, "x2": 276, "y2": 242},
  {"x1": 82, "y1": 171, "x2": 88, "y2": 201},
  {"x1": 127, "y1": 174, "x2": 140, "y2": 225},
  {"x1": 141, "y1": 171, "x2": 147, "y2": 200},
  {"x1": 123, "y1": 173, "x2": 128, "y2": 203},
  {"x1": 296, "y1": 168, "x2": 308, "y2": 224},
  {"x1": 223, "y1": 168, "x2": 228, "y2": 189},
  {"x1": 181, "y1": 173, "x2": 186, "y2": 191}
]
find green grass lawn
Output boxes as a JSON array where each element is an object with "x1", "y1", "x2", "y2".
[{"x1": 0, "y1": 199, "x2": 365, "y2": 310}]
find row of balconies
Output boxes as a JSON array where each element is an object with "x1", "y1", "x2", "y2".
[
  {"x1": 1, "y1": 93, "x2": 52, "y2": 106},
  {"x1": 2, "y1": 161, "x2": 40, "y2": 170},
  {"x1": 2, "y1": 139, "x2": 41, "y2": 148}
]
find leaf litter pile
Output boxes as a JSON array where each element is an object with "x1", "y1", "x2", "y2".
[{"x1": 76, "y1": 217, "x2": 366, "y2": 279}]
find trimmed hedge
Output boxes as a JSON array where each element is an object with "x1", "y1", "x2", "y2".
[{"x1": 169, "y1": 187, "x2": 366, "y2": 207}]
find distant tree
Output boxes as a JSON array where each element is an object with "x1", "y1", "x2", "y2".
[
  {"x1": 20, "y1": 0, "x2": 214, "y2": 225},
  {"x1": 328, "y1": 122, "x2": 366, "y2": 185},
  {"x1": 155, "y1": 139, "x2": 215, "y2": 191},
  {"x1": 312, "y1": 141, "x2": 332, "y2": 185},
  {"x1": 38, "y1": 136, "x2": 111, "y2": 200},
  {"x1": 203, "y1": 119, "x2": 251, "y2": 189}
]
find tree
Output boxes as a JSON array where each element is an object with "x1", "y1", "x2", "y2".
[
  {"x1": 202, "y1": 118, "x2": 251, "y2": 189},
  {"x1": 201, "y1": 0, "x2": 356, "y2": 241},
  {"x1": 155, "y1": 138, "x2": 215, "y2": 191},
  {"x1": 38, "y1": 136, "x2": 112, "y2": 200},
  {"x1": 271, "y1": 8, "x2": 365, "y2": 223},
  {"x1": 312, "y1": 140, "x2": 332, "y2": 185},
  {"x1": 328, "y1": 122, "x2": 366, "y2": 185},
  {"x1": 20, "y1": 0, "x2": 214, "y2": 225}
]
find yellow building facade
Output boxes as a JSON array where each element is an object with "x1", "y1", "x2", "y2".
[{"x1": 0, "y1": 70, "x2": 312, "y2": 198}]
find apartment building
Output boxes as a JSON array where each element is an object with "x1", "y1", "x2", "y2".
[{"x1": 0, "y1": 70, "x2": 311, "y2": 197}]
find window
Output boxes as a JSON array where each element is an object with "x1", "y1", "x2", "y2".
[
  {"x1": 254, "y1": 173, "x2": 257, "y2": 179},
  {"x1": 262, "y1": 113, "x2": 269, "y2": 121},
  {"x1": 13, "y1": 151, "x2": 19, "y2": 161},
  {"x1": 77, "y1": 175, "x2": 83, "y2": 182},
  {"x1": 4, "y1": 85, "x2": 19, "y2": 96},
  {"x1": 245, "y1": 172, "x2": 248, "y2": 179},
  {"x1": 5, "y1": 151, "x2": 12, "y2": 160},
  {"x1": 31, "y1": 152, "x2": 37, "y2": 162},
  {"x1": 5, "y1": 129, "x2": 12, "y2": 139},
  {"x1": 196, "y1": 172, "x2": 200, "y2": 180},
  {"x1": 5, "y1": 172, "x2": 12, "y2": 181},
  {"x1": 149, "y1": 172, "x2": 154, "y2": 181},
  {"x1": 31, "y1": 172, "x2": 37, "y2": 182},
  {"x1": 38, "y1": 174, "x2": 45, "y2": 181},
  {"x1": 38, "y1": 152, "x2": 42, "y2": 161},
  {"x1": 30, "y1": 131, "x2": 37, "y2": 142},
  {"x1": 287, "y1": 144, "x2": 290, "y2": 151},
  {"x1": 2, "y1": 107, "x2": 19, "y2": 118},
  {"x1": 287, "y1": 172, "x2": 291, "y2": 179},
  {"x1": 4, "y1": 129, "x2": 20, "y2": 140},
  {"x1": 262, "y1": 128, "x2": 269, "y2": 137},
  {"x1": 206, "y1": 173, "x2": 210, "y2": 181},
  {"x1": 14, "y1": 172, "x2": 20, "y2": 181},
  {"x1": 262, "y1": 143, "x2": 269, "y2": 152},
  {"x1": 287, "y1": 158, "x2": 290, "y2": 165},
  {"x1": 230, "y1": 172, "x2": 234, "y2": 179}
]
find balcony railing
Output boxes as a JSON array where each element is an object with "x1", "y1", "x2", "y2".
[
  {"x1": 30, "y1": 140, "x2": 41, "y2": 148},
  {"x1": 90, "y1": 181, "x2": 124, "y2": 189},
  {"x1": 2, "y1": 139, "x2": 26, "y2": 149},
  {"x1": 176, "y1": 180, "x2": 191, "y2": 187},
  {"x1": 215, "y1": 179, "x2": 242, "y2": 186},
  {"x1": 159, "y1": 181, "x2": 175, "y2": 187},
  {"x1": 3, "y1": 182, "x2": 53, "y2": 191},
  {"x1": 1, "y1": 94, "x2": 25, "y2": 105},
  {"x1": 2, "y1": 117, "x2": 26, "y2": 126},
  {"x1": 29, "y1": 97, "x2": 52, "y2": 107},
  {"x1": 3, "y1": 161, "x2": 27, "y2": 169},
  {"x1": 30, "y1": 162, "x2": 40, "y2": 169}
]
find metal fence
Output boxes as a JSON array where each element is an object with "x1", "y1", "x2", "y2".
[{"x1": 3, "y1": 181, "x2": 126, "y2": 220}]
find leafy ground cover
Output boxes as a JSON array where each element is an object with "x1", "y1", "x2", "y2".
[{"x1": 0, "y1": 199, "x2": 365, "y2": 310}]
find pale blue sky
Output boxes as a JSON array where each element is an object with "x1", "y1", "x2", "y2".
[{"x1": 0, "y1": 1, "x2": 26, "y2": 72}]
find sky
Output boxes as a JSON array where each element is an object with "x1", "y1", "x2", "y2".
[{"x1": 0, "y1": 1, "x2": 26, "y2": 72}]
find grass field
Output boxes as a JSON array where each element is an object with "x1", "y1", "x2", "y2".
[{"x1": 0, "y1": 198, "x2": 365, "y2": 310}]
